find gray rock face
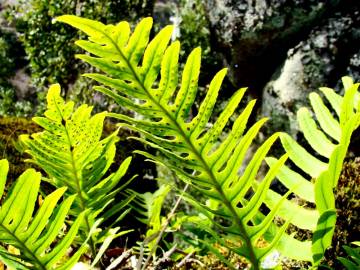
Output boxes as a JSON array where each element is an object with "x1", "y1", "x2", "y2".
[
  {"x1": 152, "y1": 0, "x2": 360, "y2": 149},
  {"x1": 261, "y1": 51, "x2": 305, "y2": 137},
  {"x1": 261, "y1": 9, "x2": 360, "y2": 137},
  {"x1": 203, "y1": 0, "x2": 336, "y2": 97}
]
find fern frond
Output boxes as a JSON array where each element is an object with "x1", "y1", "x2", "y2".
[
  {"x1": 0, "y1": 159, "x2": 87, "y2": 270},
  {"x1": 57, "y1": 15, "x2": 301, "y2": 269},
  {"x1": 129, "y1": 184, "x2": 171, "y2": 254},
  {"x1": 20, "y1": 84, "x2": 134, "y2": 250},
  {"x1": 337, "y1": 242, "x2": 360, "y2": 270},
  {"x1": 265, "y1": 77, "x2": 360, "y2": 265}
]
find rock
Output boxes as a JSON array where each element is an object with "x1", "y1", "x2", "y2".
[
  {"x1": 261, "y1": 10, "x2": 360, "y2": 138},
  {"x1": 261, "y1": 51, "x2": 305, "y2": 138},
  {"x1": 9, "y1": 68, "x2": 32, "y2": 99},
  {"x1": 153, "y1": 0, "x2": 178, "y2": 28},
  {"x1": 203, "y1": 0, "x2": 345, "y2": 97}
]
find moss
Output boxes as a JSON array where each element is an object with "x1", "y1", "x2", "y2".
[
  {"x1": 0, "y1": 117, "x2": 41, "y2": 181},
  {"x1": 323, "y1": 157, "x2": 360, "y2": 268}
]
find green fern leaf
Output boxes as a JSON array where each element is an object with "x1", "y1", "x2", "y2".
[
  {"x1": 312, "y1": 209, "x2": 337, "y2": 265},
  {"x1": 129, "y1": 184, "x2": 171, "y2": 254},
  {"x1": 337, "y1": 242, "x2": 360, "y2": 270},
  {"x1": 268, "y1": 78, "x2": 360, "y2": 265},
  {"x1": 57, "y1": 15, "x2": 302, "y2": 269},
  {"x1": 20, "y1": 84, "x2": 134, "y2": 251},
  {"x1": 0, "y1": 159, "x2": 87, "y2": 270}
]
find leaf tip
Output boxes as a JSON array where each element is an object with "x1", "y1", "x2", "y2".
[
  {"x1": 278, "y1": 131, "x2": 289, "y2": 140},
  {"x1": 54, "y1": 14, "x2": 73, "y2": 24},
  {"x1": 297, "y1": 107, "x2": 309, "y2": 117},
  {"x1": 220, "y1": 67, "x2": 228, "y2": 76},
  {"x1": 141, "y1": 17, "x2": 153, "y2": 28}
]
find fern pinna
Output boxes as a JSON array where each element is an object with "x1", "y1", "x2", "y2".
[
  {"x1": 0, "y1": 159, "x2": 89, "y2": 270},
  {"x1": 56, "y1": 15, "x2": 297, "y2": 269},
  {"x1": 20, "y1": 84, "x2": 134, "y2": 258},
  {"x1": 267, "y1": 77, "x2": 360, "y2": 266},
  {"x1": 57, "y1": 15, "x2": 360, "y2": 268}
]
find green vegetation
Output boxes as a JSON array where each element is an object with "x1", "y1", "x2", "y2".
[
  {"x1": 2, "y1": 0, "x2": 154, "y2": 114},
  {"x1": 337, "y1": 242, "x2": 360, "y2": 270},
  {"x1": 0, "y1": 159, "x2": 87, "y2": 270},
  {"x1": 0, "y1": 14, "x2": 358, "y2": 270},
  {"x1": 20, "y1": 85, "x2": 134, "y2": 259}
]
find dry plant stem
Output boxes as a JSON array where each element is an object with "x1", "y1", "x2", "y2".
[
  {"x1": 153, "y1": 243, "x2": 178, "y2": 268},
  {"x1": 162, "y1": 244, "x2": 178, "y2": 260},
  {"x1": 107, "y1": 249, "x2": 132, "y2": 270},
  {"x1": 176, "y1": 251, "x2": 194, "y2": 268},
  {"x1": 139, "y1": 183, "x2": 189, "y2": 270}
]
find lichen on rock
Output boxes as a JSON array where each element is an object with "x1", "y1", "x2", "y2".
[{"x1": 260, "y1": 8, "x2": 360, "y2": 138}]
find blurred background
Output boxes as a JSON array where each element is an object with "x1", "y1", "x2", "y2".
[{"x1": 0, "y1": 0, "x2": 359, "y2": 137}]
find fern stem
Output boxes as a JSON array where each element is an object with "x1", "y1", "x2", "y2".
[
  {"x1": 0, "y1": 224, "x2": 46, "y2": 270},
  {"x1": 53, "y1": 100, "x2": 97, "y2": 260},
  {"x1": 68, "y1": 143, "x2": 97, "y2": 259},
  {"x1": 140, "y1": 183, "x2": 189, "y2": 270},
  {"x1": 106, "y1": 37, "x2": 260, "y2": 269}
]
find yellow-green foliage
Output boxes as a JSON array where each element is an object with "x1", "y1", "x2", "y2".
[
  {"x1": 0, "y1": 12, "x2": 357, "y2": 269},
  {"x1": 0, "y1": 159, "x2": 88, "y2": 270},
  {"x1": 265, "y1": 77, "x2": 360, "y2": 266},
  {"x1": 57, "y1": 15, "x2": 360, "y2": 269},
  {"x1": 20, "y1": 85, "x2": 134, "y2": 256},
  {"x1": 324, "y1": 158, "x2": 360, "y2": 268}
]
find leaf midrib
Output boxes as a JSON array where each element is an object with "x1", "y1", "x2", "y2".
[
  {"x1": 103, "y1": 31, "x2": 259, "y2": 268},
  {"x1": 51, "y1": 96, "x2": 96, "y2": 255},
  {"x1": 0, "y1": 223, "x2": 46, "y2": 270}
]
